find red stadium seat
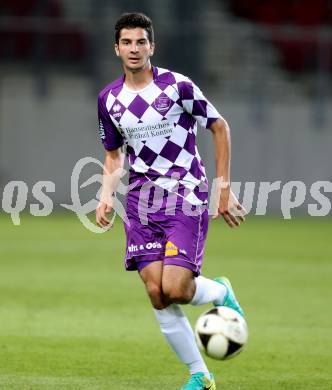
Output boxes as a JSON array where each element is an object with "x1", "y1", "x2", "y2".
[
  {"x1": 228, "y1": 0, "x2": 332, "y2": 74},
  {"x1": 0, "y1": 29, "x2": 35, "y2": 60},
  {"x1": 326, "y1": 4, "x2": 332, "y2": 25},
  {"x1": 0, "y1": 0, "x2": 63, "y2": 17},
  {"x1": 45, "y1": 27, "x2": 87, "y2": 62},
  {"x1": 228, "y1": 0, "x2": 259, "y2": 19},
  {"x1": 45, "y1": 0, "x2": 63, "y2": 18},
  {"x1": 0, "y1": 0, "x2": 86, "y2": 64},
  {"x1": 273, "y1": 36, "x2": 319, "y2": 73},
  {"x1": 14, "y1": 30, "x2": 36, "y2": 60},
  {"x1": 3, "y1": 0, "x2": 36, "y2": 17},
  {"x1": 229, "y1": 0, "x2": 330, "y2": 25},
  {"x1": 288, "y1": 0, "x2": 326, "y2": 26},
  {"x1": 254, "y1": 2, "x2": 285, "y2": 25}
]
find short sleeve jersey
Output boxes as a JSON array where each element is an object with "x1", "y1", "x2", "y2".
[{"x1": 98, "y1": 66, "x2": 220, "y2": 205}]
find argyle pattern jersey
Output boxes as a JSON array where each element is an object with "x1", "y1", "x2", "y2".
[{"x1": 98, "y1": 66, "x2": 220, "y2": 205}]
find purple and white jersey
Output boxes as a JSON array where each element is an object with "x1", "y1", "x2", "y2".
[{"x1": 98, "y1": 66, "x2": 220, "y2": 205}]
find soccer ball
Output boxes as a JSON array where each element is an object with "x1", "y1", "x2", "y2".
[{"x1": 194, "y1": 306, "x2": 248, "y2": 360}]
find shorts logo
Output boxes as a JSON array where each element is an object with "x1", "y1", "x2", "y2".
[
  {"x1": 165, "y1": 241, "x2": 178, "y2": 257},
  {"x1": 128, "y1": 244, "x2": 139, "y2": 253},
  {"x1": 128, "y1": 242, "x2": 162, "y2": 253},
  {"x1": 145, "y1": 242, "x2": 162, "y2": 250}
]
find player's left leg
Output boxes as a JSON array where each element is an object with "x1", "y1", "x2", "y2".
[
  {"x1": 161, "y1": 208, "x2": 228, "y2": 308},
  {"x1": 191, "y1": 275, "x2": 244, "y2": 315},
  {"x1": 162, "y1": 265, "x2": 227, "y2": 307},
  {"x1": 162, "y1": 208, "x2": 244, "y2": 315}
]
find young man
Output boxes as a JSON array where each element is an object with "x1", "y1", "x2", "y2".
[{"x1": 96, "y1": 12, "x2": 246, "y2": 390}]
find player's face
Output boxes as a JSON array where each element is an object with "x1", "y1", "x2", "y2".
[{"x1": 115, "y1": 28, "x2": 154, "y2": 72}]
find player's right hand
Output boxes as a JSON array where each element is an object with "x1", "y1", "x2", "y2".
[{"x1": 96, "y1": 202, "x2": 113, "y2": 229}]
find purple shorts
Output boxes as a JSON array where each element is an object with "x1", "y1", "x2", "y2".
[{"x1": 123, "y1": 190, "x2": 209, "y2": 277}]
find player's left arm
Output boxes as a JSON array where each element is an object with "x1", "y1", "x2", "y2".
[
  {"x1": 178, "y1": 78, "x2": 246, "y2": 227},
  {"x1": 209, "y1": 117, "x2": 246, "y2": 228}
]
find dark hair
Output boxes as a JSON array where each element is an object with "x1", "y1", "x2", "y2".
[{"x1": 115, "y1": 12, "x2": 154, "y2": 44}]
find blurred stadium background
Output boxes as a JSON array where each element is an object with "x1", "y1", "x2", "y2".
[
  {"x1": 1, "y1": 0, "x2": 332, "y2": 208},
  {"x1": 0, "y1": 1, "x2": 331, "y2": 389}
]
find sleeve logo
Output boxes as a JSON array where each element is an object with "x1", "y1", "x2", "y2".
[{"x1": 99, "y1": 119, "x2": 105, "y2": 139}]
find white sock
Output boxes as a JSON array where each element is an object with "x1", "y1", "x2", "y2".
[
  {"x1": 190, "y1": 275, "x2": 227, "y2": 306},
  {"x1": 154, "y1": 304, "x2": 209, "y2": 376}
]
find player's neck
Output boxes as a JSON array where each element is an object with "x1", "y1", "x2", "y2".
[{"x1": 123, "y1": 62, "x2": 153, "y2": 91}]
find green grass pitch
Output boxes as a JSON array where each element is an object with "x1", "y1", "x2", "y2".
[{"x1": 0, "y1": 213, "x2": 331, "y2": 389}]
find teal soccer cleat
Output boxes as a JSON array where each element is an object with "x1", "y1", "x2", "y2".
[
  {"x1": 214, "y1": 276, "x2": 244, "y2": 317},
  {"x1": 181, "y1": 372, "x2": 216, "y2": 390}
]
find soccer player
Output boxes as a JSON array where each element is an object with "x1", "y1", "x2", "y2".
[{"x1": 96, "y1": 12, "x2": 246, "y2": 390}]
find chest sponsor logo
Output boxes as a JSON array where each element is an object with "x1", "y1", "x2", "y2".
[{"x1": 123, "y1": 121, "x2": 173, "y2": 140}]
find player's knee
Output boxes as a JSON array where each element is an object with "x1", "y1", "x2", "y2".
[
  {"x1": 163, "y1": 277, "x2": 196, "y2": 304},
  {"x1": 146, "y1": 282, "x2": 165, "y2": 309},
  {"x1": 163, "y1": 285, "x2": 192, "y2": 304}
]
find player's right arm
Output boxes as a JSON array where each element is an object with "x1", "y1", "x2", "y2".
[
  {"x1": 96, "y1": 147, "x2": 125, "y2": 228},
  {"x1": 96, "y1": 89, "x2": 125, "y2": 228}
]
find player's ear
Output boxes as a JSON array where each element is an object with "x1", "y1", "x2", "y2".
[
  {"x1": 114, "y1": 43, "x2": 120, "y2": 57},
  {"x1": 150, "y1": 42, "x2": 155, "y2": 57}
]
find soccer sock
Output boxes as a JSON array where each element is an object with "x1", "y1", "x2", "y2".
[
  {"x1": 190, "y1": 275, "x2": 227, "y2": 306},
  {"x1": 154, "y1": 304, "x2": 209, "y2": 376}
]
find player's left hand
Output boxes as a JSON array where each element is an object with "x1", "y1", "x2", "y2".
[{"x1": 212, "y1": 187, "x2": 247, "y2": 228}]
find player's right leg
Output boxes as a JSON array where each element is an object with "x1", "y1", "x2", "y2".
[
  {"x1": 161, "y1": 265, "x2": 215, "y2": 389},
  {"x1": 139, "y1": 263, "x2": 214, "y2": 389},
  {"x1": 139, "y1": 260, "x2": 167, "y2": 309}
]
